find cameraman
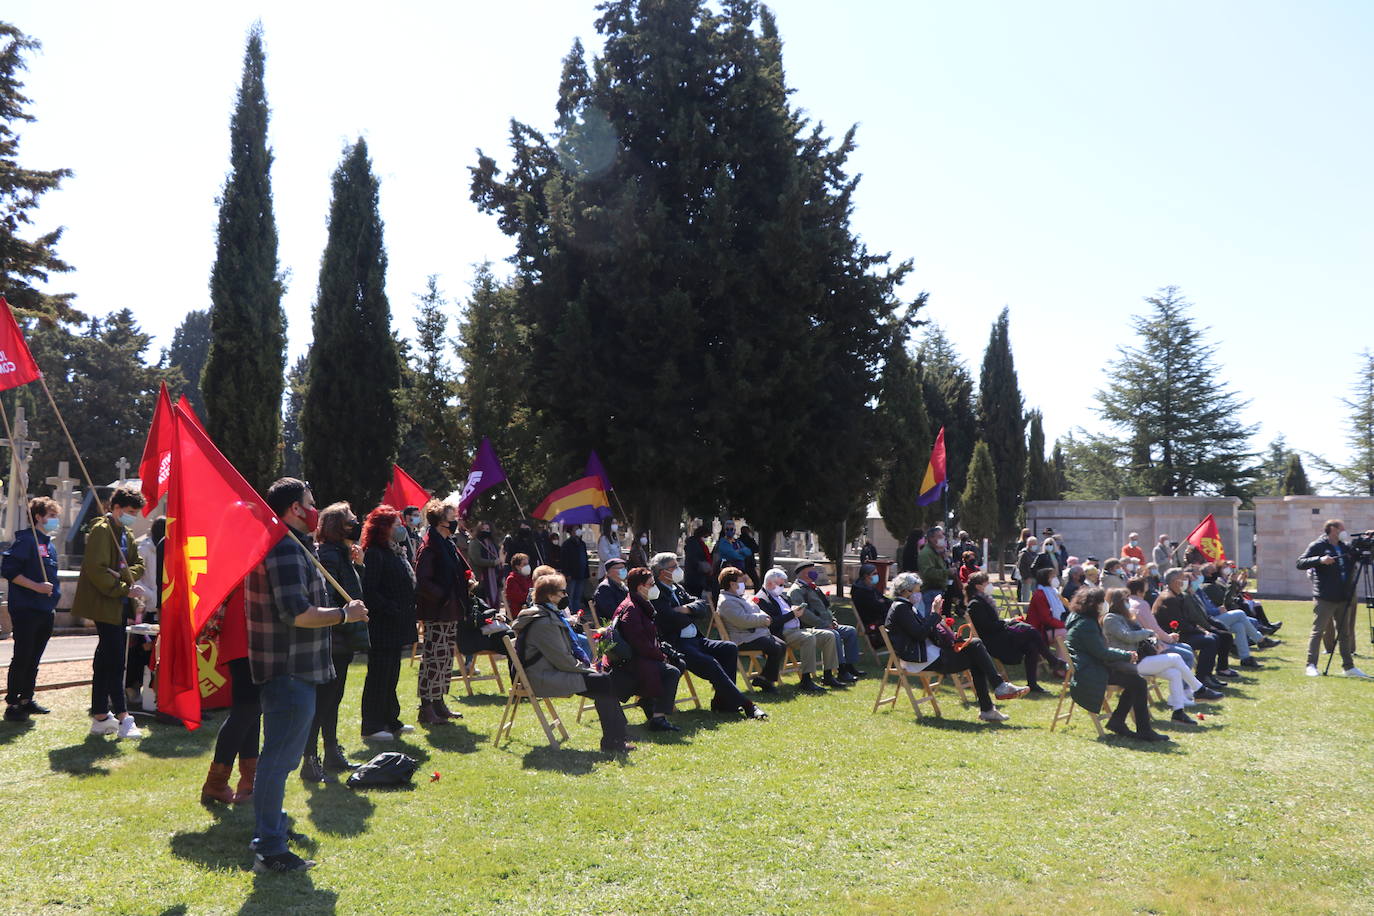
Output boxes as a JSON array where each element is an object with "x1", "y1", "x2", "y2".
[{"x1": 1298, "y1": 519, "x2": 1369, "y2": 679}]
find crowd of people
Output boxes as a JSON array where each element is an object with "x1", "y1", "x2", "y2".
[{"x1": 2, "y1": 484, "x2": 1364, "y2": 873}]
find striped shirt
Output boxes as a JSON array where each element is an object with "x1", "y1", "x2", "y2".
[{"x1": 246, "y1": 531, "x2": 333, "y2": 685}]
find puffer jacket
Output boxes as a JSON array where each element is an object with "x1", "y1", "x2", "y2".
[{"x1": 511, "y1": 603, "x2": 591, "y2": 698}]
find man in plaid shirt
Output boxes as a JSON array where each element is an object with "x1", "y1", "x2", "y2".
[{"x1": 246, "y1": 478, "x2": 368, "y2": 874}]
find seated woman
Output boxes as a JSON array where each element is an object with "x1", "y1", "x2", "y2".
[
  {"x1": 848, "y1": 563, "x2": 891, "y2": 648},
  {"x1": 1127, "y1": 576, "x2": 1195, "y2": 669},
  {"x1": 1100, "y1": 559, "x2": 1128, "y2": 591},
  {"x1": 1102, "y1": 587, "x2": 1216, "y2": 723},
  {"x1": 511, "y1": 574, "x2": 634, "y2": 754},
  {"x1": 1063, "y1": 587, "x2": 1170, "y2": 742},
  {"x1": 884, "y1": 572, "x2": 1029, "y2": 722},
  {"x1": 610, "y1": 568, "x2": 682, "y2": 732},
  {"x1": 503, "y1": 553, "x2": 533, "y2": 619},
  {"x1": 1061, "y1": 565, "x2": 1087, "y2": 602},
  {"x1": 1025, "y1": 567, "x2": 1069, "y2": 647},
  {"x1": 716, "y1": 567, "x2": 785, "y2": 691},
  {"x1": 964, "y1": 572, "x2": 1065, "y2": 694}
]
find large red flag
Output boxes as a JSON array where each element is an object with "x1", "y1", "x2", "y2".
[
  {"x1": 159, "y1": 405, "x2": 287, "y2": 729},
  {"x1": 1185, "y1": 513, "x2": 1227, "y2": 564},
  {"x1": 137, "y1": 382, "x2": 174, "y2": 514},
  {"x1": 0, "y1": 296, "x2": 42, "y2": 392},
  {"x1": 176, "y1": 394, "x2": 207, "y2": 433},
  {"x1": 383, "y1": 464, "x2": 430, "y2": 511}
]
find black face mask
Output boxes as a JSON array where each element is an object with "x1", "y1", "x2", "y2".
[
  {"x1": 344, "y1": 521, "x2": 362, "y2": 541},
  {"x1": 479, "y1": 530, "x2": 492, "y2": 539}
]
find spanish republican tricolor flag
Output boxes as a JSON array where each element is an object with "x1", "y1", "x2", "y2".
[
  {"x1": 159, "y1": 404, "x2": 286, "y2": 730},
  {"x1": 915, "y1": 426, "x2": 948, "y2": 506},
  {"x1": 533, "y1": 476, "x2": 611, "y2": 525},
  {"x1": 1185, "y1": 513, "x2": 1226, "y2": 564}
]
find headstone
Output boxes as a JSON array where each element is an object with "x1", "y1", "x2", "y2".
[
  {"x1": 2, "y1": 406, "x2": 39, "y2": 541},
  {"x1": 45, "y1": 460, "x2": 80, "y2": 567},
  {"x1": 115, "y1": 456, "x2": 131, "y2": 484}
]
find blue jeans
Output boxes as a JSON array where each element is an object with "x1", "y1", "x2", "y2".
[
  {"x1": 1212, "y1": 609, "x2": 1262, "y2": 659},
  {"x1": 567, "y1": 578, "x2": 587, "y2": 616},
  {"x1": 833, "y1": 624, "x2": 860, "y2": 666},
  {"x1": 1163, "y1": 642, "x2": 1196, "y2": 668},
  {"x1": 254, "y1": 675, "x2": 317, "y2": 856}
]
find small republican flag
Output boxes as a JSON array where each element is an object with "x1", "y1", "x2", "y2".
[{"x1": 916, "y1": 427, "x2": 947, "y2": 507}]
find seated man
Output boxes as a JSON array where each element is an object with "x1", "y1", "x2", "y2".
[
  {"x1": 848, "y1": 563, "x2": 891, "y2": 648},
  {"x1": 1197, "y1": 564, "x2": 1273, "y2": 669},
  {"x1": 649, "y1": 553, "x2": 767, "y2": 720},
  {"x1": 1216, "y1": 563, "x2": 1278, "y2": 634},
  {"x1": 591, "y1": 557, "x2": 629, "y2": 625},
  {"x1": 1154, "y1": 568, "x2": 1233, "y2": 690},
  {"x1": 788, "y1": 562, "x2": 863, "y2": 683},
  {"x1": 716, "y1": 567, "x2": 784, "y2": 692},
  {"x1": 756, "y1": 567, "x2": 837, "y2": 692}
]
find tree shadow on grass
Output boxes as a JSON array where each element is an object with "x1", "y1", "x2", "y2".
[
  {"x1": 238, "y1": 873, "x2": 337, "y2": 915},
  {"x1": 136, "y1": 719, "x2": 217, "y2": 758},
  {"x1": 169, "y1": 806, "x2": 255, "y2": 871},
  {"x1": 452, "y1": 691, "x2": 509, "y2": 707},
  {"x1": 0, "y1": 719, "x2": 35, "y2": 745},
  {"x1": 304, "y1": 782, "x2": 376, "y2": 837},
  {"x1": 48, "y1": 735, "x2": 120, "y2": 776},
  {"x1": 156, "y1": 906, "x2": 189, "y2": 916}
]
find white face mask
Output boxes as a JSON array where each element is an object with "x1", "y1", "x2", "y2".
[
  {"x1": 766, "y1": 583, "x2": 783, "y2": 595},
  {"x1": 671, "y1": 567, "x2": 684, "y2": 584},
  {"x1": 1044, "y1": 542, "x2": 1055, "y2": 551},
  {"x1": 1050, "y1": 579, "x2": 1061, "y2": 589},
  {"x1": 610, "y1": 524, "x2": 619, "y2": 533},
  {"x1": 519, "y1": 565, "x2": 531, "y2": 576},
  {"x1": 639, "y1": 535, "x2": 648, "y2": 545},
  {"x1": 571, "y1": 528, "x2": 581, "y2": 537},
  {"x1": 647, "y1": 585, "x2": 661, "y2": 601},
  {"x1": 1339, "y1": 530, "x2": 1350, "y2": 544},
  {"x1": 733, "y1": 583, "x2": 746, "y2": 596}
]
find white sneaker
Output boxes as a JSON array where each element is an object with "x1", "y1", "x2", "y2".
[
  {"x1": 1344, "y1": 667, "x2": 1372, "y2": 679},
  {"x1": 395, "y1": 724, "x2": 415, "y2": 734},
  {"x1": 1306, "y1": 664, "x2": 1321, "y2": 677},
  {"x1": 993, "y1": 682, "x2": 1030, "y2": 701},
  {"x1": 89, "y1": 715, "x2": 118, "y2": 736},
  {"x1": 978, "y1": 708, "x2": 1010, "y2": 722},
  {"x1": 363, "y1": 730, "x2": 396, "y2": 741},
  {"x1": 117, "y1": 716, "x2": 142, "y2": 739}
]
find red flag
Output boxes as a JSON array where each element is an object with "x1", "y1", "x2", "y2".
[
  {"x1": 137, "y1": 382, "x2": 174, "y2": 515},
  {"x1": 382, "y1": 464, "x2": 430, "y2": 511},
  {"x1": 176, "y1": 394, "x2": 207, "y2": 433},
  {"x1": 159, "y1": 405, "x2": 287, "y2": 729},
  {"x1": 1185, "y1": 513, "x2": 1227, "y2": 564},
  {"x1": 0, "y1": 297, "x2": 42, "y2": 392}
]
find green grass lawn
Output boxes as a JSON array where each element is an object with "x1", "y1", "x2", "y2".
[{"x1": 4, "y1": 599, "x2": 1374, "y2": 915}]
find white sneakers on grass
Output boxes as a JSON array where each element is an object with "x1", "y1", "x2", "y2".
[
  {"x1": 1345, "y1": 666, "x2": 1372, "y2": 679},
  {"x1": 1305, "y1": 664, "x2": 1320, "y2": 677},
  {"x1": 89, "y1": 714, "x2": 142, "y2": 738},
  {"x1": 993, "y1": 681, "x2": 1030, "y2": 701},
  {"x1": 364, "y1": 731, "x2": 396, "y2": 741},
  {"x1": 117, "y1": 716, "x2": 142, "y2": 739},
  {"x1": 978, "y1": 708, "x2": 1010, "y2": 722}
]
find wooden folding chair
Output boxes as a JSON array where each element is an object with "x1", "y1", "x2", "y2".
[
  {"x1": 493, "y1": 633, "x2": 570, "y2": 749},
  {"x1": 410, "y1": 621, "x2": 423, "y2": 667},
  {"x1": 1048, "y1": 640, "x2": 1106, "y2": 737},
  {"x1": 872, "y1": 625, "x2": 941, "y2": 718},
  {"x1": 964, "y1": 617, "x2": 1008, "y2": 680},
  {"x1": 456, "y1": 650, "x2": 507, "y2": 696},
  {"x1": 710, "y1": 610, "x2": 765, "y2": 690}
]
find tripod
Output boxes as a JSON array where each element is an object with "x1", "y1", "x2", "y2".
[{"x1": 1321, "y1": 551, "x2": 1374, "y2": 676}]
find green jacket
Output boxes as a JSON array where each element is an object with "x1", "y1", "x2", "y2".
[
  {"x1": 917, "y1": 545, "x2": 949, "y2": 589},
  {"x1": 788, "y1": 582, "x2": 835, "y2": 629},
  {"x1": 1064, "y1": 611, "x2": 1132, "y2": 713},
  {"x1": 71, "y1": 516, "x2": 145, "y2": 625}
]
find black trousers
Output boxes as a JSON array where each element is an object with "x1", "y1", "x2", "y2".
[
  {"x1": 308, "y1": 649, "x2": 354, "y2": 752},
  {"x1": 676, "y1": 636, "x2": 746, "y2": 711},
  {"x1": 360, "y1": 648, "x2": 403, "y2": 735},
  {"x1": 90, "y1": 621, "x2": 128, "y2": 716},
  {"x1": 924, "y1": 638, "x2": 1003, "y2": 711},
  {"x1": 579, "y1": 672, "x2": 628, "y2": 748},
  {"x1": 5, "y1": 607, "x2": 54, "y2": 706},
  {"x1": 1180, "y1": 632, "x2": 1220, "y2": 677},
  {"x1": 612, "y1": 661, "x2": 681, "y2": 719},
  {"x1": 213, "y1": 657, "x2": 262, "y2": 766},
  {"x1": 737, "y1": 634, "x2": 785, "y2": 682},
  {"x1": 1106, "y1": 668, "x2": 1152, "y2": 731}
]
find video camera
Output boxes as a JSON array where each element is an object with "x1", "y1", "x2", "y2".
[{"x1": 1350, "y1": 530, "x2": 1374, "y2": 554}]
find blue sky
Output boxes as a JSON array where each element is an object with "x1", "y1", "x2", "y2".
[{"x1": 7, "y1": 1, "x2": 1372, "y2": 477}]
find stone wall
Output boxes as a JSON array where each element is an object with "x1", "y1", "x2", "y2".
[
  {"x1": 1254, "y1": 496, "x2": 1374, "y2": 598},
  {"x1": 1025, "y1": 497, "x2": 1241, "y2": 571}
]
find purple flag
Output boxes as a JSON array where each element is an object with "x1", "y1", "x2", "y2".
[
  {"x1": 585, "y1": 451, "x2": 615, "y2": 520},
  {"x1": 458, "y1": 437, "x2": 507, "y2": 518}
]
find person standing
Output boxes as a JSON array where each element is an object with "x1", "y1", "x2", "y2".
[
  {"x1": 414, "y1": 499, "x2": 470, "y2": 724},
  {"x1": 2, "y1": 497, "x2": 62, "y2": 722},
  {"x1": 360, "y1": 506, "x2": 419, "y2": 741},
  {"x1": 246, "y1": 478, "x2": 367, "y2": 873},
  {"x1": 1152, "y1": 535, "x2": 1173, "y2": 571},
  {"x1": 1299, "y1": 519, "x2": 1369, "y2": 679},
  {"x1": 560, "y1": 524, "x2": 591, "y2": 616},
  {"x1": 627, "y1": 531, "x2": 652, "y2": 571},
  {"x1": 738, "y1": 526, "x2": 763, "y2": 588},
  {"x1": 1015, "y1": 536, "x2": 1040, "y2": 602},
  {"x1": 1121, "y1": 532, "x2": 1146, "y2": 568},
  {"x1": 71, "y1": 487, "x2": 150, "y2": 739},
  {"x1": 469, "y1": 521, "x2": 502, "y2": 610},
  {"x1": 597, "y1": 520, "x2": 623, "y2": 578},
  {"x1": 917, "y1": 527, "x2": 950, "y2": 613},
  {"x1": 198, "y1": 589, "x2": 260, "y2": 806}
]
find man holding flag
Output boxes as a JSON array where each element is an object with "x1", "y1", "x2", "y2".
[{"x1": 246, "y1": 478, "x2": 367, "y2": 873}]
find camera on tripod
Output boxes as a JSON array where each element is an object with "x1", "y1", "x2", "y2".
[{"x1": 1349, "y1": 530, "x2": 1374, "y2": 554}]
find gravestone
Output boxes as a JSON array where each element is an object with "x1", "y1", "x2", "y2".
[
  {"x1": 45, "y1": 461, "x2": 81, "y2": 568},
  {"x1": 2, "y1": 405, "x2": 38, "y2": 541}
]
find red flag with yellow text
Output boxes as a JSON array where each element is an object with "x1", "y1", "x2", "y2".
[
  {"x1": 159, "y1": 405, "x2": 287, "y2": 729},
  {"x1": 137, "y1": 382, "x2": 174, "y2": 515},
  {"x1": 1185, "y1": 513, "x2": 1226, "y2": 564}
]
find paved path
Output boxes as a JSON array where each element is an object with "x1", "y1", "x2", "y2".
[{"x1": 0, "y1": 633, "x2": 97, "y2": 668}]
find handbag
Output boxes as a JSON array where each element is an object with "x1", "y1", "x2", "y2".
[{"x1": 1135, "y1": 638, "x2": 1158, "y2": 659}]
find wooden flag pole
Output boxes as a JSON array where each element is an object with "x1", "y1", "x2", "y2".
[
  {"x1": 0, "y1": 399, "x2": 45, "y2": 584},
  {"x1": 285, "y1": 527, "x2": 356, "y2": 605},
  {"x1": 504, "y1": 479, "x2": 545, "y2": 566}
]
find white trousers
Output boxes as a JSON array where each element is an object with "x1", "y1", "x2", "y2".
[{"x1": 1137, "y1": 653, "x2": 1203, "y2": 709}]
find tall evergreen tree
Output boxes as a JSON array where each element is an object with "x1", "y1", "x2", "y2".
[
  {"x1": 0, "y1": 23, "x2": 78, "y2": 324},
  {"x1": 959, "y1": 440, "x2": 999, "y2": 542},
  {"x1": 916, "y1": 322, "x2": 976, "y2": 510},
  {"x1": 976, "y1": 307, "x2": 1026, "y2": 541},
  {"x1": 280, "y1": 355, "x2": 306, "y2": 479},
  {"x1": 300, "y1": 138, "x2": 399, "y2": 511},
  {"x1": 1051, "y1": 440, "x2": 1068, "y2": 499},
  {"x1": 1282, "y1": 453, "x2": 1312, "y2": 496},
  {"x1": 1089, "y1": 287, "x2": 1256, "y2": 496},
  {"x1": 876, "y1": 342, "x2": 931, "y2": 545},
  {"x1": 1257, "y1": 435, "x2": 1293, "y2": 496},
  {"x1": 1312, "y1": 350, "x2": 1374, "y2": 496},
  {"x1": 394, "y1": 276, "x2": 461, "y2": 494},
  {"x1": 1023, "y1": 409, "x2": 1057, "y2": 504},
  {"x1": 165, "y1": 308, "x2": 211, "y2": 418},
  {"x1": 201, "y1": 24, "x2": 285, "y2": 493}
]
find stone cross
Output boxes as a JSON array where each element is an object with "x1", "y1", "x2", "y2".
[
  {"x1": 45, "y1": 460, "x2": 80, "y2": 535},
  {"x1": 2, "y1": 406, "x2": 39, "y2": 540},
  {"x1": 115, "y1": 456, "x2": 131, "y2": 484}
]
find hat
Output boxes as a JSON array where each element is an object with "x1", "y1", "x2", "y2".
[
  {"x1": 605, "y1": 557, "x2": 626, "y2": 568},
  {"x1": 859, "y1": 563, "x2": 876, "y2": 576},
  {"x1": 794, "y1": 561, "x2": 818, "y2": 575}
]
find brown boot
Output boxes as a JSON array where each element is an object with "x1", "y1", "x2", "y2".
[
  {"x1": 432, "y1": 697, "x2": 463, "y2": 720},
  {"x1": 201, "y1": 762, "x2": 235, "y2": 805},
  {"x1": 417, "y1": 702, "x2": 445, "y2": 725},
  {"x1": 232, "y1": 757, "x2": 257, "y2": 804}
]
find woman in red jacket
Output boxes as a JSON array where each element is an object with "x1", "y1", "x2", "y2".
[
  {"x1": 610, "y1": 568, "x2": 682, "y2": 732},
  {"x1": 504, "y1": 553, "x2": 533, "y2": 616},
  {"x1": 1025, "y1": 566, "x2": 1069, "y2": 646}
]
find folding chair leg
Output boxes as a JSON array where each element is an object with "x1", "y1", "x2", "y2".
[
  {"x1": 488, "y1": 653, "x2": 506, "y2": 694},
  {"x1": 494, "y1": 694, "x2": 520, "y2": 747},
  {"x1": 677, "y1": 671, "x2": 702, "y2": 710}
]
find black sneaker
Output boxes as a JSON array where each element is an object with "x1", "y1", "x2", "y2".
[
  {"x1": 1171, "y1": 708, "x2": 1198, "y2": 724},
  {"x1": 647, "y1": 717, "x2": 680, "y2": 732},
  {"x1": 749, "y1": 676, "x2": 777, "y2": 693},
  {"x1": 1239, "y1": 657, "x2": 1260, "y2": 669},
  {"x1": 249, "y1": 829, "x2": 310, "y2": 852},
  {"x1": 324, "y1": 745, "x2": 360, "y2": 771},
  {"x1": 19, "y1": 699, "x2": 50, "y2": 715},
  {"x1": 1193, "y1": 686, "x2": 1224, "y2": 701},
  {"x1": 3, "y1": 704, "x2": 29, "y2": 722},
  {"x1": 252, "y1": 850, "x2": 316, "y2": 873},
  {"x1": 299, "y1": 754, "x2": 331, "y2": 784},
  {"x1": 798, "y1": 678, "x2": 827, "y2": 694}
]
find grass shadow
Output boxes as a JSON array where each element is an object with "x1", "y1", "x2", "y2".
[
  {"x1": 0, "y1": 718, "x2": 35, "y2": 745},
  {"x1": 156, "y1": 906, "x2": 189, "y2": 916},
  {"x1": 136, "y1": 719, "x2": 217, "y2": 758},
  {"x1": 916, "y1": 717, "x2": 1033, "y2": 733},
  {"x1": 450, "y1": 692, "x2": 508, "y2": 707},
  {"x1": 304, "y1": 782, "x2": 376, "y2": 837},
  {"x1": 519, "y1": 744, "x2": 618, "y2": 775},
  {"x1": 169, "y1": 805, "x2": 258, "y2": 871},
  {"x1": 417, "y1": 722, "x2": 481, "y2": 755},
  {"x1": 48, "y1": 734, "x2": 120, "y2": 776},
  {"x1": 238, "y1": 873, "x2": 338, "y2": 915}
]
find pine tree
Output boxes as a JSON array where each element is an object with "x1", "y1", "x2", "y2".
[
  {"x1": 0, "y1": 23, "x2": 77, "y2": 323},
  {"x1": 1258, "y1": 435, "x2": 1292, "y2": 496},
  {"x1": 1313, "y1": 350, "x2": 1374, "y2": 496},
  {"x1": 300, "y1": 138, "x2": 400, "y2": 511},
  {"x1": 1091, "y1": 287, "x2": 1256, "y2": 496},
  {"x1": 165, "y1": 309, "x2": 211, "y2": 418},
  {"x1": 876, "y1": 342, "x2": 931, "y2": 545},
  {"x1": 959, "y1": 440, "x2": 999, "y2": 542},
  {"x1": 280, "y1": 355, "x2": 306, "y2": 479},
  {"x1": 976, "y1": 307, "x2": 1026, "y2": 541},
  {"x1": 1282, "y1": 453, "x2": 1312, "y2": 496},
  {"x1": 1023, "y1": 409, "x2": 1057, "y2": 503},
  {"x1": 201, "y1": 24, "x2": 285, "y2": 493},
  {"x1": 394, "y1": 276, "x2": 461, "y2": 494},
  {"x1": 916, "y1": 322, "x2": 976, "y2": 509}
]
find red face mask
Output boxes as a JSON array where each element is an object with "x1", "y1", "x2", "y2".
[{"x1": 300, "y1": 504, "x2": 319, "y2": 531}]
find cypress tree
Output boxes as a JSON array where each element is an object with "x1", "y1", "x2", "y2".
[
  {"x1": 976, "y1": 307, "x2": 1026, "y2": 542},
  {"x1": 1023, "y1": 409, "x2": 1057, "y2": 503},
  {"x1": 201, "y1": 24, "x2": 285, "y2": 493},
  {"x1": 959, "y1": 441, "x2": 999, "y2": 543},
  {"x1": 281, "y1": 355, "x2": 306, "y2": 479},
  {"x1": 165, "y1": 309, "x2": 211, "y2": 418},
  {"x1": 0, "y1": 23, "x2": 78, "y2": 323},
  {"x1": 300, "y1": 138, "x2": 399, "y2": 511},
  {"x1": 876, "y1": 342, "x2": 931, "y2": 545},
  {"x1": 917, "y1": 323, "x2": 976, "y2": 514},
  {"x1": 1282, "y1": 453, "x2": 1312, "y2": 496},
  {"x1": 1051, "y1": 441, "x2": 1068, "y2": 498}
]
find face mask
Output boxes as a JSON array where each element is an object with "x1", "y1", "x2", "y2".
[
  {"x1": 1339, "y1": 530, "x2": 1350, "y2": 544},
  {"x1": 671, "y1": 567, "x2": 684, "y2": 584},
  {"x1": 615, "y1": 567, "x2": 627, "y2": 580},
  {"x1": 767, "y1": 584, "x2": 783, "y2": 595},
  {"x1": 806, "y1": 569, "x2": 820, "y2": 583},
  {"x1": 571, "y1": 528, "x2": 581, "y2": 538},
  {"x1": 407, "y1": 515, "x2": 420, "y2": 528},
  {"x1": 610, "y1": 524, "x2": 619, "y2": 533},
  {"x1": 301, "y1": 505, "x2": 320, "y2": 530},
  {"x1": 639, "y1": 535, "x2": 648, "y2": 545},
  {"x1": 647, "y1": 585, "x2": 661, "y2": 601},
  {"x1": 345, "y1": 520, "x2": 363, "y2": 541},
  {"x1": 1050, "y1": 579, "x2": 1061, "y2": 589},
  {"x1": 869, "y1": 574, "x2": 879, "y2": 585},
  {"x1": 479, "y1": 529, "x2": 492, "y2": 539},
  {"x1": 117, "y1": 512, "x2": 139, "y2": 527},
  {"x1": 1129, "y1": 539, "x2": 1138, "y2": 547},
  {"x1": 391, "y1": 525, "x2": 409, "y2": 545},
  {"x1": 1193, "y1": 577, "x2": 1204, "y2": 590},
  {"x1": 520, "y1": 565, "x2": 532, "y2": 576},
  {"x1": 724, "y1": 529, "x2": 735, "y2": 537},
  {"x1": 43, "y1": 517, "x2": 60, "y2": 534},
  {"x1": 733, "y1": 583, "x2": 746, "y2": 596},
  {"x1": 1044, "y1": 542, "x2": 1055, "y2": 551}
]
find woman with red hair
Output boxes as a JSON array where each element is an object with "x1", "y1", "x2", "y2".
[{"x1": 359, "y1": 505, "x2": 419, "y2": 741}]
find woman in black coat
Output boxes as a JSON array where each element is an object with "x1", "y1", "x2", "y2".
[
  {"x1": 963, "y1": 572, "x2": 1066, "y2": 694},
  {"x1": 361, "y1": 506, "x2": 419, "y2": 740}
]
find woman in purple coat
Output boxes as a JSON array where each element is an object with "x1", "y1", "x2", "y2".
[{"x1": 611, "y1": 568, "x2": 682, "y2": 732}]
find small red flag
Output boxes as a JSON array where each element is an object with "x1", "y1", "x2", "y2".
[
  {"x1": 137, "y1": 382, "x2": 174, "y2": 515},
  {"x1": 1185, "y1": 513, "x2": 1227, "y2": 564},
  {"x1": 159, "y1": 404, "x2": 287, "y2": 730},
  {"x1": 0, "y1": 297, "x2": 43, "y2": 392},
  {"x1": 383, "y1": 464, "x2": 430, "y2": 512}
]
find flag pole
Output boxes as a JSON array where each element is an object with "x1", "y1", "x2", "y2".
[
  {"x1": 285, "y1": 528, "x2": 356, "y2": 605},
  {"x1": 503, "y1": 479, "x2": 545, "y2": 566}
]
